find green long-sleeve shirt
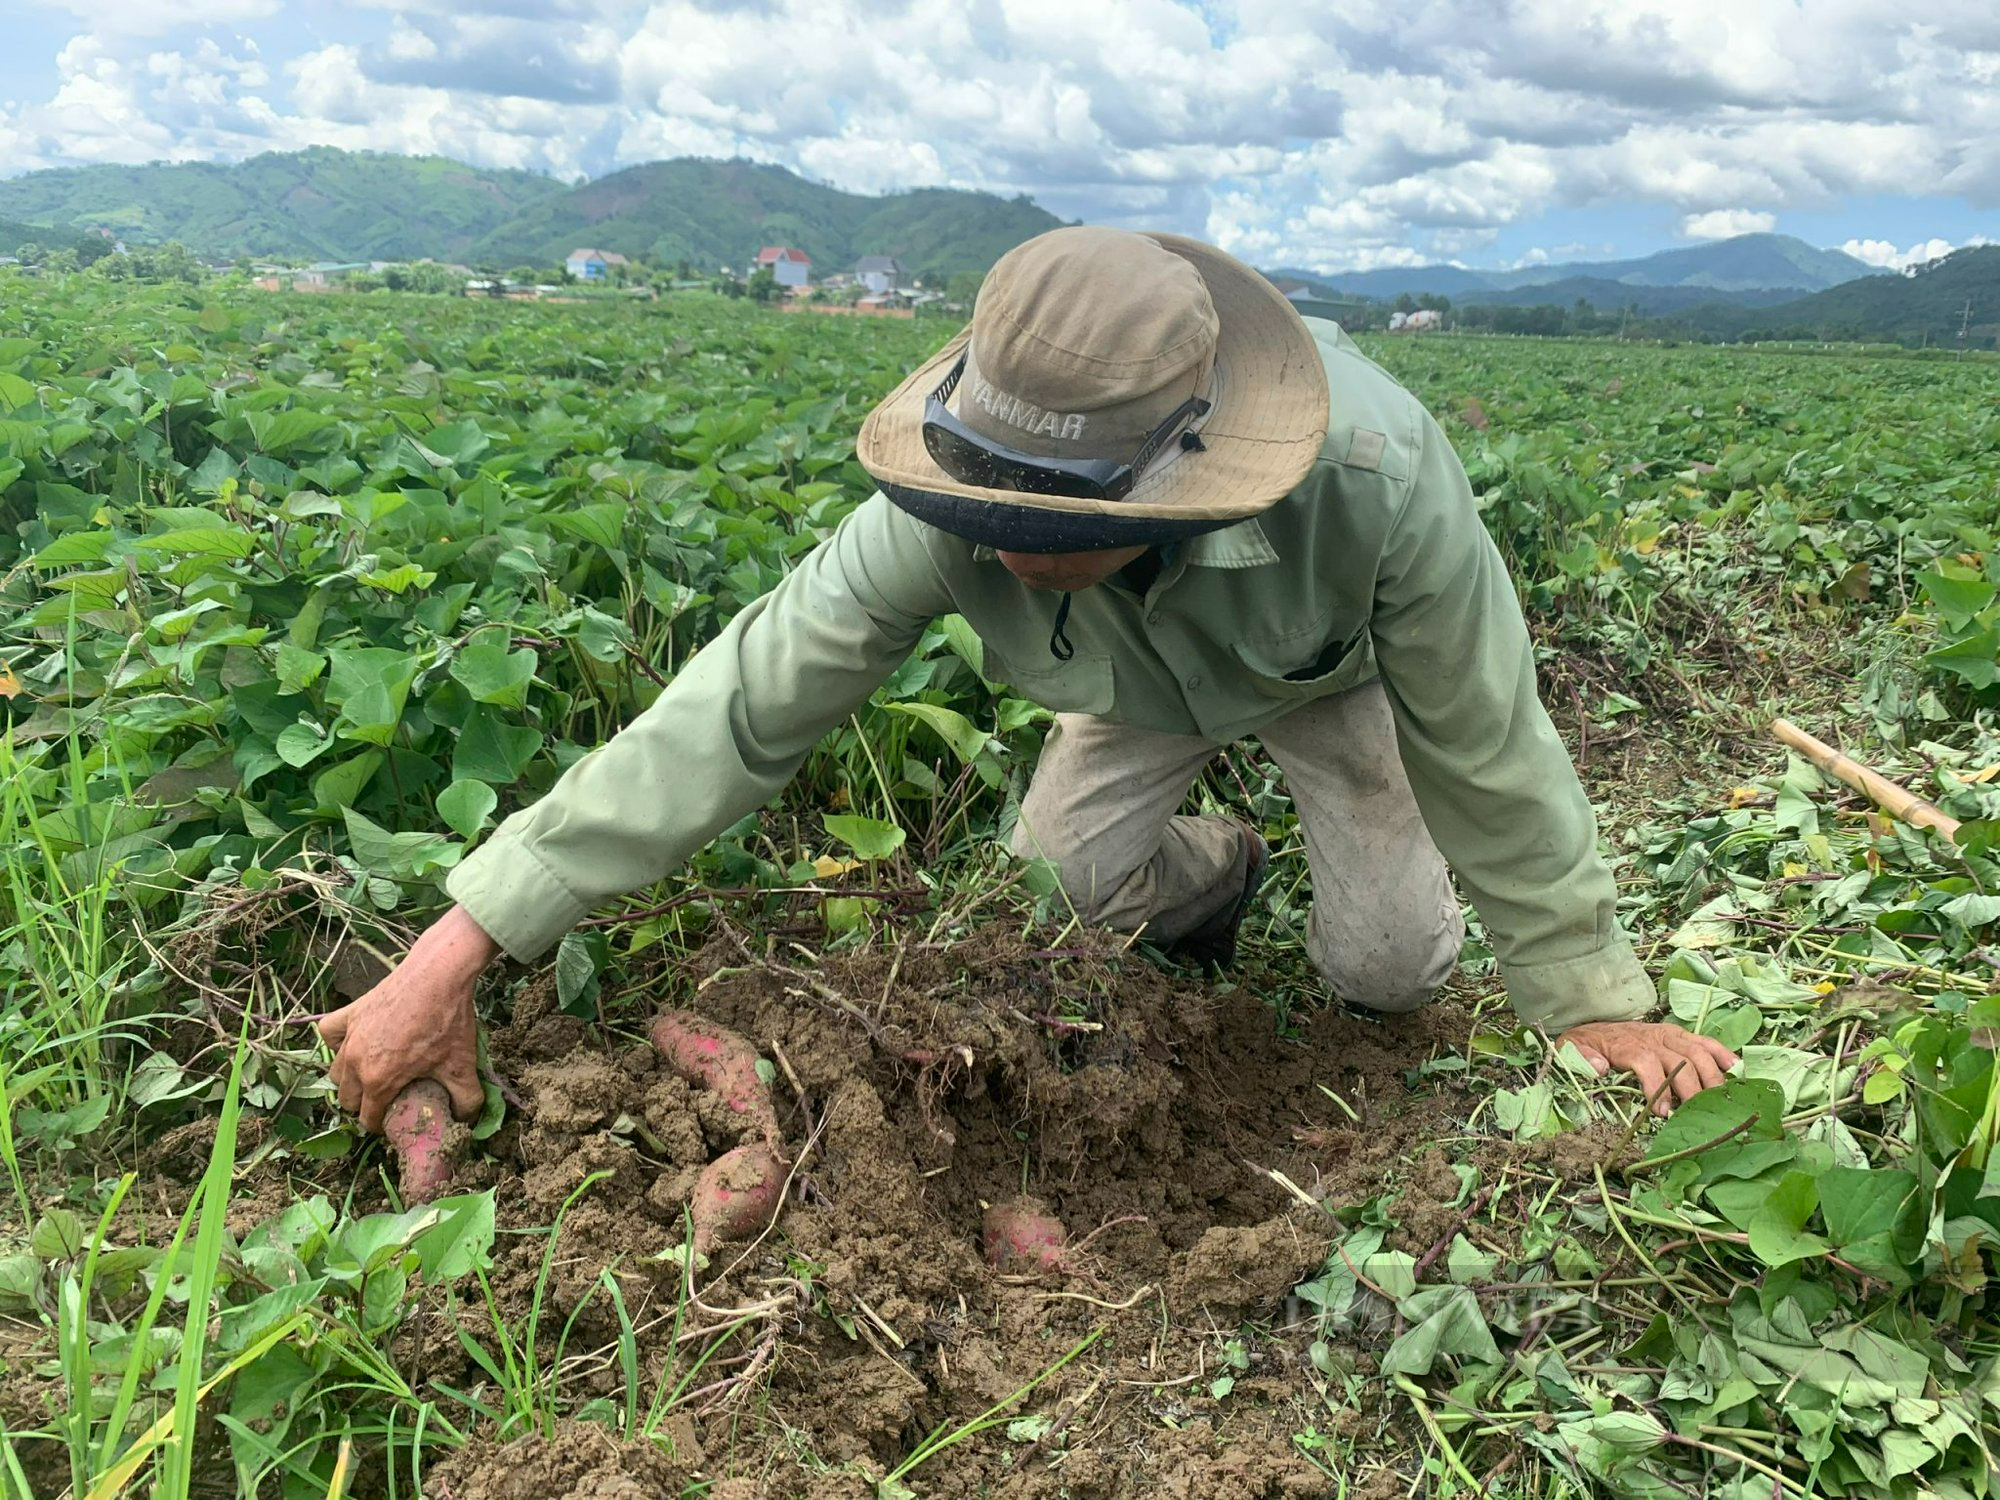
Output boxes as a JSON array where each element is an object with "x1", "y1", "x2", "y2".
[{"x1": 447, "y1": 320, "x2": 1655, "y2": 1032}]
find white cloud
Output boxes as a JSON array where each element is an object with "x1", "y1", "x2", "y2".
[
  {"x1": 283, "y1": 44, "x2": 596, "y2": 174},
  {"x1": 1840, "y1": 235, "x2": 1990, "y2": 270},
  {"x1": 1681, "y1": 209, "x2": 1779, "y2": 239},
  {"x1": 383, "y1": 20, "x2": 437, "y2": 63},
  {"x1": 1, "y1": 0, "x2": 1995, "y2": 270}
]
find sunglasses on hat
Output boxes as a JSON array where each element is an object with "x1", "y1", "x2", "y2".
[{"x1": 922, "y1": 352, "x2": 1211, "y2": 503}]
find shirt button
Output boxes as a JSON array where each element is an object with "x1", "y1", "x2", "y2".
[
  {"x1": 1185, "y1": 675, "x2": 1202, "y2": 690},
  {"x1": 1147, "y1": 611, "x2": 1162, "y2": 626}
]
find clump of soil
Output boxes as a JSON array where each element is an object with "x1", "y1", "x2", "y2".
[
  {"x1": 421, "y1": 925, "x2": 1479, "y2": 1497},
  {"x1": 427, "y1": 1418, "x2": 696, "y2": 1500}
]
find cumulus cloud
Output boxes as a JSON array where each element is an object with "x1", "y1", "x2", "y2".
[
  {"x1": 283, "y1": 44, "x2": 599, "y2": 173},
  {"x1": 361, "y1": 13, "x2": 625, "y2": 104},
  {"x1": 0, "y1": 33, "x2": 276, "y2": 165},
  {"x1": 1681, "y1": 209, "x2": 1779, "y2": 240},
  {"x1": 1, "y1": 0, "x2": 1995, "y2": 269},
  {"x1": 1841, "y1": 235, "x2": 1990, "y2": 270}
]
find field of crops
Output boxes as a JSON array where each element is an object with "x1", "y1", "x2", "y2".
[{"x1": 3, "y1": 274, "x2": 2000, "y2": 1499}]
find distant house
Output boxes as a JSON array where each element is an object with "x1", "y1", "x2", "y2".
[
  {"x1": 565, "y1": 248, "x2": 630, "y2": 281},
  {"x1": 1389, "y1": 309, "x2": 1444, "y2": 332},
  {"x1": 757, "y1": 246, "x2": 811, "y2": 288},
  {"x1": 855, "y1": 255, "x2": 908, "y2": 294}
]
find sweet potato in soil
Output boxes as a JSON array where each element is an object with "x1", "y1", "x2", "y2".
[
  {"x1": 690, "y1": 1143, "x2": 788, "y2": 1252},
  {"x1": 648, "y1": 1009, "x2": 788, "y2": 1249},
  {"x1": 322, "y1": 927, "x2": 1632, "y2": 1498},
  {"x1": 649, "y1": 1009, "x2": 781, "y2": 1144},
  {"x1": 382, "y1": 1080, "x2": 465, "y2": 1201},
  {"x1": 981, "y1": 1197, "x2": 1066, "y2": 1271}
]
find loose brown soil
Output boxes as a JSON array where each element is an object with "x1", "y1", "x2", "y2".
[
  {"x1": 26, "y1": 920, "x2": 1604, "y2": 1497},
  {"x1": 409, "y1": 926, "x2": 1493, "y2": 1497}
]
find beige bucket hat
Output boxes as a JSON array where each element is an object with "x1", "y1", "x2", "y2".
[{"x1": 857, "y1": 226, "x2": 1329, "y2": 553}]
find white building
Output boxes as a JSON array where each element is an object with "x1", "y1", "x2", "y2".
[{"x1": 756, "y1": 246, "x2": 812, "y2": 288}]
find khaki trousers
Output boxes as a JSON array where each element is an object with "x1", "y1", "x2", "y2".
[{"x1": 1009, "y1": 680, "x2": 1465, "y2": 1012}]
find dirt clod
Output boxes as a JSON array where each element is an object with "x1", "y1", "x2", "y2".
[
  {"x1": 1174, "y1": 1211, "x2": 1337, "y2": 1313},
  {"x1": 428, "y1": 1419, "x2": 693, "y2": 1500}
]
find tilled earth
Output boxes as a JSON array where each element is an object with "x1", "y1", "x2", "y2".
[
  {"x1": 415, "y1": 926, "x2": 1507, "y2": 1499},
  {"x1": 65, "y1": 924, "x2": 1628, "y2": 1499}
]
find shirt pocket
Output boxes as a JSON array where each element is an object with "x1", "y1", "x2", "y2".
[
  {"x1": 983, "y1": 649, "x2": 1116, "y2": 716},
  {"x1": 1232, "y1": 626, "x2": 1378, "y2": 702}
]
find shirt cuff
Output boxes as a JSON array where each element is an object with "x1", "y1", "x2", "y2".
[
  {"x1": 444, "y1": 830, "x2": 592, "y2": 963},
  {"x1": 1500, "y1": 937, "x2": 1657, "y2": 1033}
]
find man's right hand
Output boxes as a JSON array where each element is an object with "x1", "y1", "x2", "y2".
[{"x1": 319, "y1": 904, "x2": 500, "y2": 1133}]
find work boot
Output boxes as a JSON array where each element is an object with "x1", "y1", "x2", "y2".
[{"x1": 1169, "y1": 822, "x2": 1271, "y2": 970}]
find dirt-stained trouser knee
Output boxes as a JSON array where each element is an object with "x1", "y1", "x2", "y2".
[{"x1": 1009, "y1": 680, "x2": 1465, "y2": 1011}]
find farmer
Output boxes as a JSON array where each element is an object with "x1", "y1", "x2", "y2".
[{"x1": 321, "y1": 227, "x2": 1737, "y2": 1132}]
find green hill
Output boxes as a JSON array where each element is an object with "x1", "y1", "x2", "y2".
[
  {"x1": 0, "y1": 147, "x2": 565, "y2": 263},
  {"x1": 0, "y1": 148, "x2": 1065, "y2": 279},
  {"x1": 1462, "y1": 276, "x2": 1808, "y2": 314},
  {"x1": 0, "y1": 217, "x2": 89, "y2": 258},
  {"x1": 470, "y1": 157, "x2": 1067, "y2": 281},
  {"x1": 1681, "y1": 246, "x2": 2000, "y2": 346}
]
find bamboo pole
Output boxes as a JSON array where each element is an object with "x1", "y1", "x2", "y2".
[{"x1": 1770, "y1": 718, "x2": 1961, "y2": 840}]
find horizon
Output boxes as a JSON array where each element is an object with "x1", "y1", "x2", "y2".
[
  {"x1": 0, "y1": 2, "x2": 1993, "y2": 276},
  {"x1": 4, "y1": 143, "x2": 1934, "y2": 280}
]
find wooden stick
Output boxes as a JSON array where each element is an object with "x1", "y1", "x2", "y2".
[{"x1": 1770, "y1": 718, "x2": 1961, "y2": 839}]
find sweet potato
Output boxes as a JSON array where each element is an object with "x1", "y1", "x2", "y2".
[
  {"x1": 689, "y1": 1143, "x2": 787, "y2": 1253},
  {"x1": 982, "y1": 1198, "x2": 1067, "y2": 1272},
  {"x1": 384, "y1": 1080, "x2": 459, "y2": 1202},
  {"x1": 650, "y1": 1009, "x2": 780, "y2": 1142}
]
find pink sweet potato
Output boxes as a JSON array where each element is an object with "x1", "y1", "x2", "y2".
[
  {"x1": 384, "y1": 1080, "x2": 459, "y2": 1202},
  {"x1": 982, "y1": 1198, "x2": 1067, "y2": 1272},
  {"x1": 650, "y1": 1009, "x2": 780, "y2": 1142},
  {"x1": 689, "y1": 1143, "x2": 787, "y2": 1253}
]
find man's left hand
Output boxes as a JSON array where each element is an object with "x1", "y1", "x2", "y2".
[{"x1": 1559, "y1": 1020, "x2": 1739, "y2": 1116}]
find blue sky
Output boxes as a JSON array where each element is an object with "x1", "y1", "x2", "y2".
[{"x1": 1, "y1": 0, "x2": 1993, "y2": 274}]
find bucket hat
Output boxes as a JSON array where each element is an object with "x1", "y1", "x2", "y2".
[{"x1": 856, "y1": 226, "x2": 1329, "y2": 554}]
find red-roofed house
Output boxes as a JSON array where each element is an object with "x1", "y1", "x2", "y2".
[{"x1": 756, "y1": 246, "x2": 811, "y2": 289}]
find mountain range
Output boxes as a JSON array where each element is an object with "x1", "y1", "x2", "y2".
[
  {"x1": 0, "y1": 149, "x2": 561, "y2": 264},
  {"x1": 0, "y1": 147, "x2": 1065, "y2": 282},
  {"x1": 1, "y1": 148, "x2": 1984, "y2": 346},
  {"x1": 1680, "y1": 245, "x2": 2000, "y2": 345},
  {"x1": 461, "y1": 157, "x2": 1065, "y2": 280},
  {"x1": 1271, "y1": 234, "x2": 1881, "y2": 313}
]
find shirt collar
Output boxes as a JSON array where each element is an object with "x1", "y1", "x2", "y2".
[
  {"x1": 1183, "y1": 518, "x2": 1278, "y2": 569},
  {"x1": 970, "y1": 518, "x2": 1276, "y2": 570}
]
